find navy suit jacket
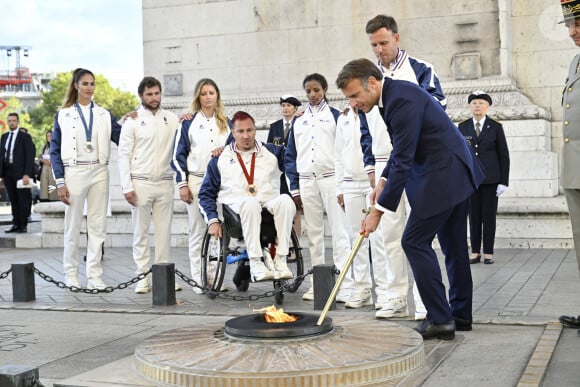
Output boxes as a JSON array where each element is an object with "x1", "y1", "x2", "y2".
[
  {"x1": 268, "y1": 118, "x2": 296, "y2": 146},
  {"x1": 267, "y1": 118, "x2": 295, "y2": 195},
  {"x1": 458, "y1": 116, "x2": 510, "y2": 186},
  {"x1": 378, "y1": 78, "x2": 485, "y2": 219},
  {"x1": 0, "y1": 129, "x2": 36, "y2": 179}
]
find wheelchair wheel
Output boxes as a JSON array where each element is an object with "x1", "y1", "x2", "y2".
[
  {"x1": 274, "y1": 280, "x2": 284, "y2": 305},
  {"x1": 200, "y1": 230, "x2": 227, "y2": 292},
  {"x1": 283, "y1": 228, "x2": 304, "y2": 293}
]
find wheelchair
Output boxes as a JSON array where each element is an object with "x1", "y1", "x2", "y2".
[{"x1": 200, "y1": 203, "x2": 303, "y2": 305}]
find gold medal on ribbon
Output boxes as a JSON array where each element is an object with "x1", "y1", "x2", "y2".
[{"x1": 84, "y1": 142, "x2": 94, "y2": 152}]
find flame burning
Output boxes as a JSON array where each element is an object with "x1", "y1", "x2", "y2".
[{"x1": 254, "y1": 305, "x2": 298, "y2": 323}]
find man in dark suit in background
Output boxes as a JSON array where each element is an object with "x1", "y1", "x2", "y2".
[
  {"x1": 0, "y1": 113, "x2": 36, "y2": 233},
  {"x1": 458, "y1": 91, "x2": 510, "y2": 265},
  {"x1": 336, "y1": 58, "x2": 485, "y2": 340}
]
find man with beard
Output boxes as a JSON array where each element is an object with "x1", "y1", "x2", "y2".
[{"x1": 118, "y1": 76, "x2": 180, "y2": 294}]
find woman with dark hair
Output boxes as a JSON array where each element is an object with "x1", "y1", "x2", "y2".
[
  {"x1": 171, "y1": 78, "x2": 231, "y2": 292},
  {"x1": 285, "y1": 73, "x2": 351, "y2": 302},
  {"x1": 50, "y1": 68, "x2": 127, "y2": 290},
  {"x1": 38, "y1": 130, "x2": 58, "y2": 201}
]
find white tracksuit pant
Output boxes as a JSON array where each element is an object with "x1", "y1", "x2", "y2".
[
  {"x1": 186, "y1": 175, "x2": 206, "y2": 281},
  {"x1": 373, "y1": 160, "x2": 425, "y2": 311},
  {"x1": 131, "y1": 179, "x2": 174, "y2": 274},
  {"x1": 342, "y1": 180, "x2": 373, "y2": 291},
  {"x1": 300, "y1": 175, "x2": 351, "y2": 289},
  {"x1": 62, "y1": 164, "x2": 108, "y2": 279},
  {"x1": 229, "y1": 195, "x2": 295, "y2": 258}
]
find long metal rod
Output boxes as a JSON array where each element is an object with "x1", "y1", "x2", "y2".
[{"x1": 316, "y1": 233, "x2": 366, "y2": 326}]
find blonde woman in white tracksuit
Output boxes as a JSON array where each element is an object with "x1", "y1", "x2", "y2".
[{"x1": 171, "y1": 78, "x2": 231, "y2": 292}]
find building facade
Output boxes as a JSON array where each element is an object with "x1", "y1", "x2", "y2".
[{"x1": 32, "y1": 0, "x2": 576, "y2": 249}]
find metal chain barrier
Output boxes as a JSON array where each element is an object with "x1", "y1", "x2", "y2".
[
  {"x1": 33, "y1": 268, "x2": 152, "y2": 294},
  {"x1": 0, "y1": 268, "x2": 12, "y2": 280},
  {"x1": 6, "y1": 264, "x2": 319, "y2": 301},
  {"x1": 174, "y1": 268, "x2": 313, "y2": 301}
]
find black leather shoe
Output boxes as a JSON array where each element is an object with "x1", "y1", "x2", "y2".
[
  {"x1": 469, "y1": 254, "x2": 481, "y2": 264},
  {"x1": 15, "y1": 227, "x2": 27, "y2": 234},
  {"x1": 414, "y1": 319, "x2": 455, "y2": 340},
  {"x1": 559, "y1": 314, "x2": 580, "y2": 329},
  {"x1": 484, "y1": 254, "x2": 494, "y2": 264},
  {"x1": 5, "y1": 226, "x2": 18, "y2": 233},
  {"x1": 454, "y1": 317, "x2": 472, "y2": 331}
]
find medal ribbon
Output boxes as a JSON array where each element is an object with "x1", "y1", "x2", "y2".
[
  {"x1": 75, "y1": 101, "x2": 94, "y2": 143},
  {"x1": 236, "y1": 152, "x2": 256, "y2": 188}
]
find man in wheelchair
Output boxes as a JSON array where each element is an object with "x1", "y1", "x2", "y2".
[{"x1": 198, "y1": 111, "x2": 295, "y2": 282}]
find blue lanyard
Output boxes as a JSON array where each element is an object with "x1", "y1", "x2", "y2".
[{"x1": 75, "y1": 101, "x2": 94, "y2": 142}]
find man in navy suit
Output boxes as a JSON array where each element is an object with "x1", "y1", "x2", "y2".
[
  {"x1": 0, "y1": 113, "x2": 36, "y2": 233},
  {"x1": 336, "y1": 58, "x2": 485, "y2": 340}
]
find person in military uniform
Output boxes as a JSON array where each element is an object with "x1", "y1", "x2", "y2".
[
  {"x1": 458, "y1": 91, "x2": 510, "y2": 266},
  {"x1": 559, "y1": 0, "x2": 580, "y2": 333}
]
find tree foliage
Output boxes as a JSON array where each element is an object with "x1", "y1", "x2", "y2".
[{"x1": 29, "y1": 72, "x2": 139, "y2": 141}]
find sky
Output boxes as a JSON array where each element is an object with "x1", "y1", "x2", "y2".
[{"x1": 0, "y1": 0, "x2": 143, "y2": 93}]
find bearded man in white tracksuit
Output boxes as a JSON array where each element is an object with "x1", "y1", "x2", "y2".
[{"x1": 118, "y1": 76, "x2": 180, "y2": 294}]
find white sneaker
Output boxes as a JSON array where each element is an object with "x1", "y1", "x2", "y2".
[
  {"x1": 192, "y1": 286, "x2": 204, "y2": 294},
  {"x1": 345, "y1": 289, "x2": 373, "y2": 308},
  {"x1": 414, "y1": 298, "x2": 427, "y2": 320},
  {"x1": 302, "y1": 287, "x2": 314, "y2": 301},
  {"x1": 273, "y1": 255, "x2": 293, "y2": 279},
  {"x1": 375, "y1": 294, "x2": 388, "y2": 310},
  {"x1": 414, "y1": 311, "x2": 427, "y2": 320},
  {"x1": 375, "y1": 298, "x2": 409, "y2": 319},
  {"x1": 135, "y1": 277, "x2": 151, "y2": 294},
  {"x1": 263, "y1": 248, "x2": 275, "y2": 271},
  {"x1": 336, "y1": 288, "x2": 352, "y2": 303},
  {"x1": 249, "y1": 259, "x2": 274, "y2": 282},
  {"x1": 64, "y1": 275, "x2": 80, "y2": 288},
  {"x1": 87, "y1": 277, "x2": 108, "y2": 290},
  {"x1": 175, "y1": 283, "x2": 182, "y2": 291}
]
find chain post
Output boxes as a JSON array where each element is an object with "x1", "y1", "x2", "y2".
[{"x1": 12, "y1": 263, "x2": 36, "y2": 302}]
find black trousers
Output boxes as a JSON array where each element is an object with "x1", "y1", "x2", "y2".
[
  {"x1": 468, "y1": 183, "x2": 498, "y2": 255},
  {"x1": 4, "y1": 171, "x2": 32, "y2": 229}
]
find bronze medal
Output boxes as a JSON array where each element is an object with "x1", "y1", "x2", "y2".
[
  {"x1": 236, "y1": 150, "x2": 257, "y2": 196},
  {"x1": 246, "y1": 184, "x2": 257, "y2": 196}
]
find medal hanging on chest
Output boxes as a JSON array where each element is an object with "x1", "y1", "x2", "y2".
[
  {"x1": 76, "y1": 102, "x2": 95, "y2": 153},
  {"x1": 236, "y1": 152, "x2": 257, "y2": 196}
]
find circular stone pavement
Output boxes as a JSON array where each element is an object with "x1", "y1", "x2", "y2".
[{"x1": 135, "y1": 318, "x2": 425, "y2": 386}]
